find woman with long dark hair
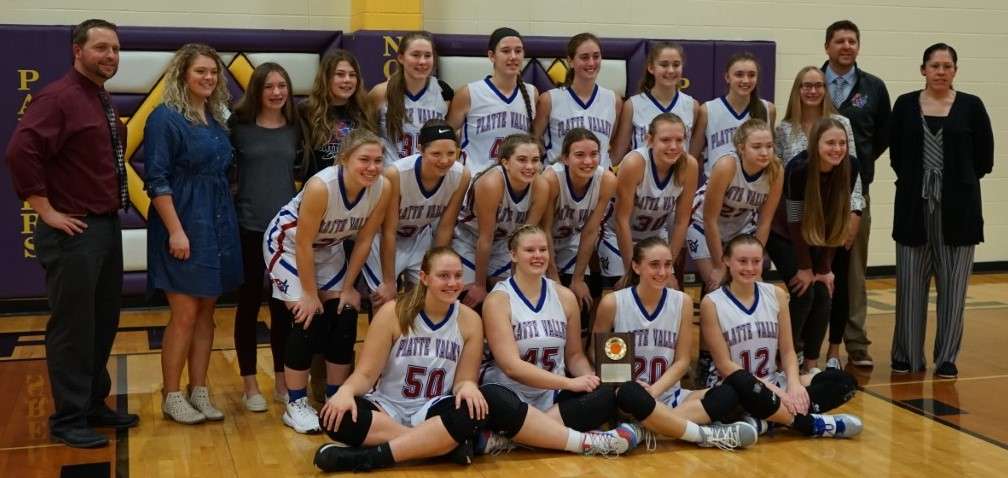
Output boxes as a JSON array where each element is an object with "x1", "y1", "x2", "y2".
[{"x1": 229, "y1": 62, "x2": 301, "y2": 410}]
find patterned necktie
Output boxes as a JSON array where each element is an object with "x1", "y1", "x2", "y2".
[
  {"x1": 98, "y1": 90, "x2": 129, "y2": 211},
  {"x1": 832, "y1": 77, "x2": 848, "y2": 107}
]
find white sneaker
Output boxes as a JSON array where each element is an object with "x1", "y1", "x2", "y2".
[
  {"x1": 826, "y1": 358, "x2": 842, "y2": 370},
  {"x1": 474, "y1": 430, "x2": 515, "y2": 455},
  {"x1": 698, "y1": 421, "x2": 759, "y2": 450},
  {"x1": 581, "y1": 430, "x2": 630, "y2": 456},
  {"x1": 810, "y1": 413, "x2": 863, "y2": 438},
  {"x1": 283, "y1": 397, "x2": 321, "y2": 434},
  {"x1": 243, "y1": 393, "x2": 268, "y2": 412},
  {"x1": 163, "y1": 391, "x2": 206, "y2": 425},
  {"x1": 189, "y1": 386, "x2": 224, "y2": 421}
]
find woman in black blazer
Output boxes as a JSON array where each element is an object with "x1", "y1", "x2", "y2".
[{"x1": 889, "y1": 43, "x2": 994, "y2": 378}]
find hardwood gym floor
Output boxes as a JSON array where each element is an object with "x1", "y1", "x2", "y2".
[{"x1": 2, "y1": 275, "x2": 1008, "y2": 477}]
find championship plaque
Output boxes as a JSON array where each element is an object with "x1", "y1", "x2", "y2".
[{"x1": 593, "y1": 332, "x2": 634, "y2": 383}]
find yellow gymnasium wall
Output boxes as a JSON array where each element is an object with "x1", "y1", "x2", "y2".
[{"x1": 9, "y1": 0, "x2": 1007, "y2": 267}]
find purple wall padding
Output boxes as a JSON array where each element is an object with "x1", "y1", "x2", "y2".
[{"x1": 116, "y1": 26, "x2": 341, "y2": 53}]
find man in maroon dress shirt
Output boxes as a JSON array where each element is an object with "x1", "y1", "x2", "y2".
[{"x1": 6, "y1": 19, "x2": 139, "y2": 448}]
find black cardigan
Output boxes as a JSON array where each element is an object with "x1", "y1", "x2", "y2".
[{"x1": 889, "y1": 90, "x2": 994, "y2": 246}]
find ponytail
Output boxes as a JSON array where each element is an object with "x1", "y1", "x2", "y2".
[
  {"x1": 563, "y1": 32, "x2": 601, "y2": 87},
  {"x1": 385, "y1": 31, "x2": 436, "y2": 145},
  {"x1": 639, "y1": 41, "x2": 685, "y2": 92},
  {"x1": 625, "y1": 237, "x2": 671, "y2": 287},
  {"x1": 394, "y1": 246, "x2": 460, "y2": 335},
  {"x1": 725, "y1": 51, "x2": 767, "y2": 121}
]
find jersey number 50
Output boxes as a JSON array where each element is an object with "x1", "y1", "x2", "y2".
[{"x1": 402, "y1": 365, "x2": 447, "y2": 399}]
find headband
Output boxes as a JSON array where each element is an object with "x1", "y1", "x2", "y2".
[
  {"x1": 488, "y1": 27, "x2": 522, "y2": 50},
  {"x1": 418, "y1": 123, "x2": 456, "y2": 146}
]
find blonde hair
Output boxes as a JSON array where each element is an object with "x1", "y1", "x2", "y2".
[
  {"x1": 336, "y1": 129, "x2": 384, "y2": 165},
  {"x1": 161, "y1": 43, "x2": 230, "y2": 126},
  {"x1": 801, "y1": 118, "x2": 852, "y2": 246},
  {"x1": 732, "y1": 118, "x2": 781, "y2": 186},
  {"x1": 395, "y1": 247, "x2": 460, "y2": 335},
  {"x1": 781, "y1": 66, "x2": 837, "y2": 132}
]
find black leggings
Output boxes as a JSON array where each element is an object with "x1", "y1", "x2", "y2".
[
  {"x1": 766, "y1": 232, "x2": 835, "y2": 360},
  {"x1": 235, "y1": 227, "x2": 291, "y2": 376}
]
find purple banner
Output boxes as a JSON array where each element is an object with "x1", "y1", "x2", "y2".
[{"x1": 0, "y1": 26, "x2": 72, "y2": 299}]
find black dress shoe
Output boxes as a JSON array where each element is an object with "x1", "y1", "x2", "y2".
[
  {"x1": 936, "y1": 362, "x2": 958, "y2": 378},
  {"x1": 52, "y1": 427, "x2": 109, "y2": 448},
  {"x1": 87, "y1": 405, "x2": 140, "y2": 429}
]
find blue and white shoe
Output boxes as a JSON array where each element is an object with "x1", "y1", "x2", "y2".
[
  {"x1": 810, "y1": 413, "x2": 863, "y2": 438},
  {"x1": 614, "y1": 422, "x2": 656, "y2": 452}
]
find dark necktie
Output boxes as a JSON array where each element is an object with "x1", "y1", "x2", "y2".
[{"x1": 98, "y1": 90, "x2": 129, "y2": 210}]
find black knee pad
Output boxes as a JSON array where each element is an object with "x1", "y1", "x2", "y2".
[
  {"x1": 426, "y1": 397, "x2": 485, "y2": 444},
  {"x1": 284, "y1": 323, "x2": 313, "y2": 371},
  {"x1": 558, "y1": 384, "x2": 617, "y2": 432},
  {"x1": 615, "y1": 381, "x2": 656, "y2": 421},
  {"x1": 723, "y1": 369, "x2": 779, "y2": 420},
  {"x1": 323, "y1": 300, "x2": 358, "y2": 365},
  {"x1": 807, "y1": 368, "x2": 857, "y2": 413},
  {"x1": 700, "y1": 384, "x2": 742, "y2": 422},
  {"x1": 325, "y1": 397, "x2": 378, "y2": 447},
  {"x1": 479, "y1": 384, "x2": 528, "y2": 437}
]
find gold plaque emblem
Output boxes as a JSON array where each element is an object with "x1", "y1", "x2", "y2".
[{"x1": 604, "y1": 337, "x2": 628, "y2": 361}]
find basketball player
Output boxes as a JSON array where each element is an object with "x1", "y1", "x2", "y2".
[
  {"x1": 482, "y1": 225, "x2": 752, "y2": 452},
  {"x1": 688, "y1": 118, "x2": 782, "y2": 295},
  {"x1": 452, "y1": 134, "x2": 549, "y2": 307},
  {"x1": 594, "y1": 237, "x2": 759, "y2": 450},
  {"x1": 263, "y1": 130, "x2": 391, "y2": 434},
  {"x1": 541, "y1": 128, "x2": 616, "y2": 321},
  {"x1": 701, "y1": 234, "x2": 863, "y2": 438},
  {"x1": 599, "y1": 113, "x2": 698, "y2": 288},
  {"x1": 613, "y1": 41, "x2": 702, "y2": 164},
  {"x1": 369, "y1": 31, "x2": 452, "y2": 165},
  {"x1": 693, "y1": 52, "x2": 776, "y2": 176},
  {"x1": 446, "y1": 27, "x2": 537, "y2": 173},
  {"x1": 532, "y1": 32, "x2": 620, "y2": 169},
  {"x1": 364, "y1": 120, "x2": 470, "y2": 307}
]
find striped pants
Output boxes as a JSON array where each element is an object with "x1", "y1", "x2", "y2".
[{"x1": 893, "y1": 206, "x2": 975, "y2": 371}]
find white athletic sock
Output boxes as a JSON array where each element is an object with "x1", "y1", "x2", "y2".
[
  {"x1": 564, "y1": 429, "x2": 586, "y2": 453},
  {"x1": 679, "y1": 421, "x2": 702, "y2": 443}
]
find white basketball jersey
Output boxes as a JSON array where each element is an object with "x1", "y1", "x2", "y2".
[
  {"x1": 629, "y1": 90, "x2": 696, "y2": 152},
  {"x1": 544, "y1": 85, "x2": 617, "y2": 168},
  {"x1": 372, "y1": 302, "x2": 464, "y2": 414},
  {"x1": 378, "y1": 77, "x2": 449, "y2": 165},
  {"x1": 481, "y1": 277, "x2": 568, "y2": 400},
  {"x1": 708, "y1": 282, "x2": 780, "y2": 380},
  {"x1": 393, "y1": 154, "x2": 466, "y2": 239},
  {"x1": 454, "y1": 166, "x2": 533, "y2": 249},
  {"x1": 690, "y1": 155, "x2": 771, "y2": 239},
  {"x1": 702, "y1": 97, "x2": 770, "y2": 176},
  {"x1": 270, "y1": 166, "x2": 384, "y2": 250},
  {"x1": 461, "y1": 77, "x2": 536, "y2": 172},
  {"x1": 613, "y1": 287, "x2": 685, "y2": 404},
  {"x1": 604, "y1": 147, "x2": 685, "y2": 242},
  {"x1": 550, "y1": 162, "x2": 605, "y2": 273}
]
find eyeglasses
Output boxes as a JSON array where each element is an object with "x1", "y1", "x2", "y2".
[{"x1": 800, "y1": 82, "x2": 826, "y2": 90}]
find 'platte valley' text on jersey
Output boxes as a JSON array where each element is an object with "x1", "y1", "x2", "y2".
[{"x1": 544, "y1": 85, "x2": 617, "y2": 168}]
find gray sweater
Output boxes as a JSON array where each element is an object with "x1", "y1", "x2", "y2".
[{"x1": 231, "y1": 123, "x2": 299, "y2": 232}]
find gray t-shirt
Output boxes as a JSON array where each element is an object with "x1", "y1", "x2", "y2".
[{"x1": 231, "y1": 122, "x2": 299, "y2": 232}]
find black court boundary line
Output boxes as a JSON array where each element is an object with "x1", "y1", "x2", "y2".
[
  {"x1": 115, "y1": 354, "x2": 129, "y2": 478},
  {"x1": 859, "y1": 385, "x2": 1008, "y2": 452}
]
